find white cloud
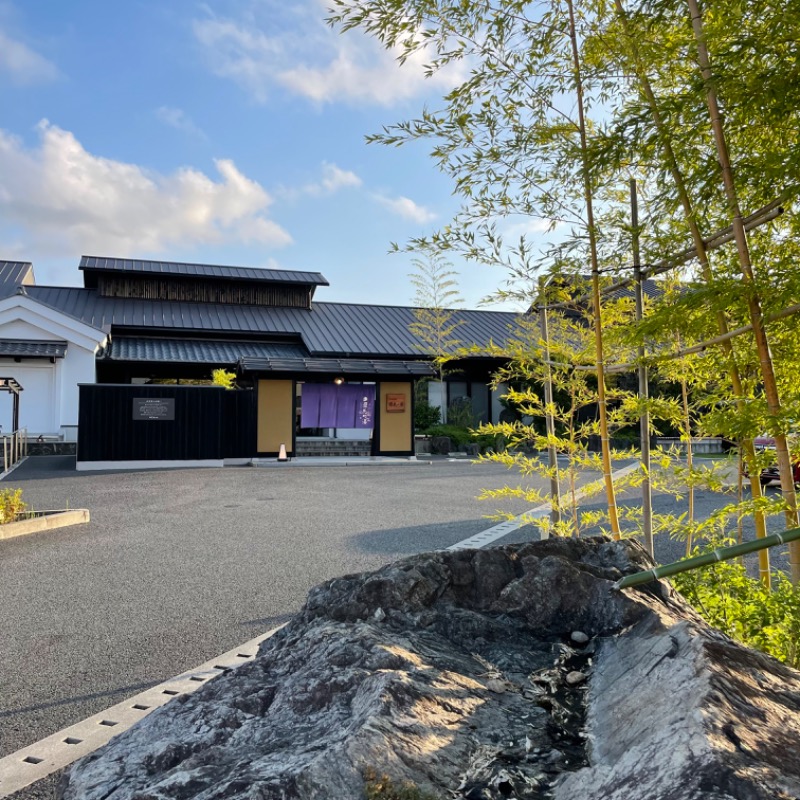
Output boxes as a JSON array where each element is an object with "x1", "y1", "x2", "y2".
[
  {"x1": 155, "y1": 106, "x2": 207, "y2": 140},
  {"x1": 0, "y1": 28, "x2": 58, "y2": 85},
  {"x1": 374, "y1": 193, "x2": 436, "y2": 224},
  {"x1": 302, "y1": 162, "x2": 362, "y2": 196},
  {"x1": 0, "y1": 121, "x2": 292, "y2": 257},
  {"x1": 192, "y1": 3, "x2": 465, "y2": 106},
  {"x1": 503, "y1": 217, "x2": 562, "y2": 237}
]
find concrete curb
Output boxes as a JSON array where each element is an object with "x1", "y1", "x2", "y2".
[
  {"x1": 0, "y1": 455, "x2": 29, "y2": 482},
  {"x1": 0, "y1": 509, "x2": 90, "y2": 541},
  {"x1": 0, "y1": 625, "x2": 285, "y2": 798}
]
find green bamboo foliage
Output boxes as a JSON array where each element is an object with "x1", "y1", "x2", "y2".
[{"x1": 329, "y1": 0, "x2": 800, "y2": 578}]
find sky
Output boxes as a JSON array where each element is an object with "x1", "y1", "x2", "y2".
[{"x1": 0, "y1": 0, "x2": 532, "y2": 310}]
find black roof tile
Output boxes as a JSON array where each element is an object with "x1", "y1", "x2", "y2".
[
  {"x1": 103, "y1": 338, "x2": 309, "y2": 364},
  {"x1": 0, "y1": 339, "x2": 68, "y2": 358},
  {"x1": 27, "y1": 286, "x2": 521, "y2": 358},
  {"x1": 79, "y1": 256, "x2": 328, "y2": 287},
  {"x1": 0, "y1": 261, "x2": 35, "y2": 298},
  {"x1": 238, "y1": 356, "x2": 436, "y2": 376}
]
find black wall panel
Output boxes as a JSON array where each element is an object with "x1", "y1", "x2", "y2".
[{"x1": 78, "y1": 384, "x2": 229, "y2": 462}]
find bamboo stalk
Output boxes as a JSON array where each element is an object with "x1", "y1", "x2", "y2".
[
  {"x1": 539, "y1": 278, "x2": 562, "y2": 529},
  {"x1": 631, "y1": 180, "x2": 653, "y2": 555},
  {"x1": 681, "y1": 374, "x2": 695, "y2": 556},
  {"x1": 565, "y1": 0, "x2": 620, "y2": 537},
  {"x1": 614, "y1": 526, "x2": 800, "y2": 591},
  {"x1": 686, "y1": 0, "x2": 798, "y2": 581}
]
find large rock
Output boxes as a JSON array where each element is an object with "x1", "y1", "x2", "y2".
[{"x1": 59, "y1": 538, "x2": 800, "y2": 800}]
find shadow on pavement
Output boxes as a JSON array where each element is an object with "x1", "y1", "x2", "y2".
[{"x1": 347, "y1": 518, "x2": 502, "y2": 556}]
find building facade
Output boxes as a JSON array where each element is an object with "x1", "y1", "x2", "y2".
[{"x1": 0, "y1": 256, "x2": 518, "y2": 461}]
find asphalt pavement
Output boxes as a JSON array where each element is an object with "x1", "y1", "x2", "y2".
[
  {"x1": 1, "y1": 455, "x2": 552, "y2": 764},
  {"x1": 1, "y1": 454, "x2": 790, "y2": 799}
]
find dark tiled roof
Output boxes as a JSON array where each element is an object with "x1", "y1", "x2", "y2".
[
  {"x1": 0, "y1": 262, "x2": 35, "y2": 298},
  {"x1": 238, "y1": 356, "x2": 436, "y2": 376},
  {"x1": 79, "y1": 256, "x2": 329, "y2": 287},
  {"x1": 27, "y1": 287, "x2": 520, "y2": 357},
  {"x1": 103, "y1": 338, "x2": 309, "y2": 364},
  {"x1": 0, "y1": 339, "x2": 68, "y2": 358}
]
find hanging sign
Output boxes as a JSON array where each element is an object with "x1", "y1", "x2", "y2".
[{"x1": 386, "y1": 393, "x2": 406, "y2": 413}]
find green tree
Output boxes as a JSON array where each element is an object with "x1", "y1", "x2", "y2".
[
  {"x1": 408, "y1": 251, "x2": 464, "y2": 381},
  {"x1": 329, "y1": 0, "x2": 800, "y2": 572}
]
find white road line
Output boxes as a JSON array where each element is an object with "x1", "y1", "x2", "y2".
[
  {"x1": 0, "y1": 625, "x2": 285, "y2": 799},
  {"x1": 446, "y1": 462, "x2": 640, "y2": 551}
]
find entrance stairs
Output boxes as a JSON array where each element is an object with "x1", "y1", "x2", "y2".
[{"x1": 295, "y1": 440, "x2": 372, "y2": 457}]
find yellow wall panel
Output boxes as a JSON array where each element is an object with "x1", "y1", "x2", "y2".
[
  {"x1": 257, "y1": 380, "x2": 294, "y2": 454},
  {"x1": 379, "y1": 381, "x2": 412, "y2": 454}
]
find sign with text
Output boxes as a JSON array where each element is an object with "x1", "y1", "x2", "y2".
[
  {"x1": 133, "y1": 398, "x2": 175, "y2": 421},
  {"x1": 385, "y1": 393, "x2": 406, "y2": 413}
]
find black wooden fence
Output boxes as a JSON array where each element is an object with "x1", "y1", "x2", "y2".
[{"x1": 77, "y1": 384, "x2": 255, "y2": 463}]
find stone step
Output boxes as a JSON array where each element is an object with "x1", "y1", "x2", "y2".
[{"x1": 295, "y1": 440, "x2": 372, "y2": 457}]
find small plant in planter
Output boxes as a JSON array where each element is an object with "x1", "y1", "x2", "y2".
[{"x1": 0, "y1": 488, "x2": 27, "y2": 524}]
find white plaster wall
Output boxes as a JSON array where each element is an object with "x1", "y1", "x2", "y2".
[
  {"x1": 0, "y1": 306, "x2": 103, "y2": 435},
  {"x1": 0, "y1": 360, "x2": 56, "y2": 434},
  {"x1": 427, "y1": 381, "x2": 447, "y2": 423},
  {"x1": 333, "y1": 428, "x2": 371, "y2": 440},
  {"x1": 59, "y1": 345, "x2": 96, "y2": 427}
]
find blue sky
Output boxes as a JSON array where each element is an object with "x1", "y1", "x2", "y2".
[{"x1": 0, "y1": 0, "x2": 533, "y2": 309}]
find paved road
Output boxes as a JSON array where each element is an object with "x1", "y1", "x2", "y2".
[
  {"x1": 1, "y1": 456, "x2": 554, "y2": 763},
  {"x1": 2, "y1": 455, "x2": 789, "y2": 799}
]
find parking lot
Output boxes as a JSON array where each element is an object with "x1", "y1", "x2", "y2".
[
  {"x1": 1, "y1": 453, "x2": 790, "y2": 798},
  {"x1": 1, "y1": 456, "x2": 557, "y2": 762}
]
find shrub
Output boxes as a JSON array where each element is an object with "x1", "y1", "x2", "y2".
[
  {"x1": 0, "y1": 488, "x2": 27, "y2": 524},
  {"x1": 211, "y1": 369, "x2": 237, "y2": 390},
  {"x1": 423, "y1": 424, "x2": 473, "y2": 446},
  {"x1": 414, "y1": 401, "x2": 441, "y2": 433},
  {"x1": 424, "y1": 424, "x2": 499, "y2": 453},
  {"x1": 673, "y1": 549, "x2": 800, "y2": 669},
  {"x1": 447, "y1": 397, "x2": 474, "y2": 428}
]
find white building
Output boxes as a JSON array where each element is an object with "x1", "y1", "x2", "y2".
[{"x1": 0, "y1": 263, "x2": 107, "y2": 439}]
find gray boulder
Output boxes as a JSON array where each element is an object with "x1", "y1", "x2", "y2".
[{"x1": 59, "y1": 538, "x2": 800, "y2": 800}]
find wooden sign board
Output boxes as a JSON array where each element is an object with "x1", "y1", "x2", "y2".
[{"x1": 385, "y1": 393, "x2": 406, "y2": 413}]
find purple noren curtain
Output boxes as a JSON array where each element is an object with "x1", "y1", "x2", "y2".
[{"x1": 300, "y1": 383, "x2": 376, "y2": 429}]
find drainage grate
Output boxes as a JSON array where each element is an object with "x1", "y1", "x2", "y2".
[
  {"x1": 22, "y1": 756, "x2": 43, "y2": 765},
  {"x1": 63, "y1": 737, "x2": 82, "y2": 745},
  {"x1": 162, "y1": 689, "x2": 180, "y2": 696},
  {"x1": 98, "y1": 720, "x2": 118, "y2": 727},
  {"x1": 132, "y1": 704, "x2": 150, "y2": 711}
]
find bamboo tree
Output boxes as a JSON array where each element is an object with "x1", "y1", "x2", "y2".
[
  {"x1": 684, "y1": 0, "x2": 800, "y2": 580},
  {"x1": 608, "y1": 0, "x2": 772, "y2": 584},
  {"x1": 565, "y1": 0, "x2": 620, "y2": 536}
]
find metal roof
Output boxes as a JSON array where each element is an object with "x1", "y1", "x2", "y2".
[
  {"x1": 79, "y1": 256, "x2": 329, "y2": 287},
  {"x1": 0, "y1": 339, "x2": 68, "y2": 358},
  {"x1": 102, "y1": 338, "x2": 309, "y2": 364},
  {"x1": 0, "y1": 262, "x2": 35, "y2": 298},
  {"x1": 238, "y1": 356, "x2": 436, "y2": 376},
  {"x1": 27, "y1": 287, "x2": 521, "y2": 357}
]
